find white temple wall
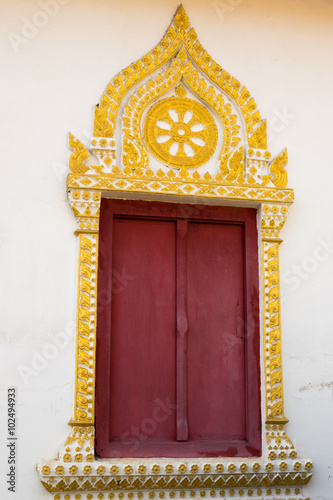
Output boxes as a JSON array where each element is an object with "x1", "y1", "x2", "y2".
[{"x1": 1, "y1": 1, "x2": 333, "y2": 498}]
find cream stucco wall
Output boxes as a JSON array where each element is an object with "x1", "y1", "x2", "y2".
[{"x1": 1, "y1": 0, "x2": 333, "y2": 498}]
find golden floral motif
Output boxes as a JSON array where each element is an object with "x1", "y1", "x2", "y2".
[
  {"x1": 125, "y1": 465, "x2": 133, "y2": 474},
  {"x1": 152, "y1": 465, "x2": 160, "y2": 474},
  {"x1": 239, "y1": 464, "x2": 247, "y2": 472},
  {"x1": 178, "y1": 464, "x2": 187, "y2": 473},
  {"x1": 203, "y1": 464, "x2": 211, "y2": 473},
  {"x1": 138, "y1": 465, "x2": 146, "y2": 474},
  {"x1": 144, "y1": 96, "x2": 218, "y2": 169},
  {"x1": 227, "y1": 464, "x2": 236, "y2": 473},
  {"x1": 55, "y1": 466, "x2": 64, "y2": 475},
  {"x1": 265, "y1": 463, "x2": 273, "y2": 471},
  {"x1": 216, "y1": 464, "x2": 224, "y2": 472},
  {"x1": 97, "y1": 465, "x2": 106, "y2": 474},
  {"x1": 69, "y1": 465, "x2": 78, "y2": 474},
  {"x1": 248, "y1": 120, "x2": 267, "y2": 149},
  {"x1": 42, "y1": 466, "x2": 50, "y2": 475},
  {"x1": 165, "y1": 465, "x2": 173, "y2": 473},
  {"x1": 191, "y1": 465, "x2": 199, "y2": 473},
  {"x1": 110, "y1": 466, "x2": 119, "y2": 474},
  {"x1": 83, "y1": 465, "x2": 92, "y2": 474}
]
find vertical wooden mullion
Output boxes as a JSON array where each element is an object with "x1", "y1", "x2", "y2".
[{"x1": 176, "y1": 219, "x2": 188, "y2": 441}]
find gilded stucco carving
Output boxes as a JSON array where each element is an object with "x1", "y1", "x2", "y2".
[
  {"x1": 143, "y1": 90, "x2": 218, "y2": 169},
  {"x1": 38, "y1": 6, "x2": 312, "y2": 500},
  {"x1": 269, "y1": 149, "x2": 288, "y2": 189}
]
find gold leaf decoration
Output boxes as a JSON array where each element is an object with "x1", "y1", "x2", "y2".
[
  {"x1": 68, "y1": 133, "x2": 90, "y2": 174},
  {"x1": 270, "y1": 149, "x2": 288, "y2": 188},
  {"x1": 248, "y1": 120, "x2": 267, "y2": 149},
  {"x1": 93, "y1": 104, "x2": 113, "y2": 137},
  {"x1": 226, "y1": 146, "x2": 244, "y2": 183}
]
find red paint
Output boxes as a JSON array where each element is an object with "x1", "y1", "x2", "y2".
[
  {"x1": 187, "y1": 222, "x2": 245, "y2": 441},
  {"x1": 176, "y1": 219, "x2": 189, "y2": 441},
  {"x1": 96, "y1": 200, "x2": 261, "y2": 458}
]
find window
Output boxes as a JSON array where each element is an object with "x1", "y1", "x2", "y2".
[{"x1": 96, "y1": 199, "x2": 261, "y2": 458}]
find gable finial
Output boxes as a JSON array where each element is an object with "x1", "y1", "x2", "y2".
[{"x1": 174, "y1": 4, "x2": 190, "y2": 30}]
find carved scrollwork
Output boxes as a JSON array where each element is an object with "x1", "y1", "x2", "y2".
[
  {"x1": 270, "y1": 148, "x2": 288, "y2": 188},
  {"x1": 69, "y1": 133, "x2": 90, "y2": 174}
]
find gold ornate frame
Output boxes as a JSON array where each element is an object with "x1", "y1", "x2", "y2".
[{"x1": 38, "y1": 7, "x2": 312, "y2": 500}]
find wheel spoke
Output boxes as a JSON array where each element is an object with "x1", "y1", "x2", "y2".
[
  {"x1": 188, "y1": 139, "x2": 202, "y2": 154},
  {"x1": 160, "y1": 114, "x2": 174, "y2": 126},
  {"x1": 187, "y1": 116, "x2": 198, "y2": 128},
  {"x1": 162, "y1": 138, "x2": 174, "y2": 149},
  {"x1": 177, "y1": 107, "x2": 186, "y2": 123},
  {"x1": 191, "y1": 129, "x2": 207, "y2": 140},
  {"x1": 177, "y1": 142, "x2": 186, "y2": 157}
]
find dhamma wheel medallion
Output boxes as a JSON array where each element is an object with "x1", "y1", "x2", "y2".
[{"x1": 144, "y1": 97, "x2": 218, "y2": 169}]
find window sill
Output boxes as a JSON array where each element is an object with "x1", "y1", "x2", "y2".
[{"x1": 39, "y1": 456, "x2": 313, "y2": 498}]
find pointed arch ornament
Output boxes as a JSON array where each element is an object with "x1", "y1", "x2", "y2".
[{"x1": 38, "y1": 6, "x2": 313, "y2": 500}]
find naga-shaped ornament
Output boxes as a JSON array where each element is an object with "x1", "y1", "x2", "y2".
[
  {"x1": 68, "y1": 133, "x2": 90, "y2": 174},
  {"x1": 269, "y1": 148, "x2": 288, "y2": 188}
]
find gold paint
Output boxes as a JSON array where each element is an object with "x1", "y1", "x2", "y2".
[
  {"x1": 121, "y1": 64, "x2": 242, "y2": 178},
  {"x1": 67, "y1": 172, "x2": 294, "y2": 204},
  {"x1": 248, "y1": 120, "x2": 267, "y2": 149},
  {"x1": 93, "y1": 6, "x2": 261, "y2": 145},
  {"x1": 270, "y1": 149, "x2": 288, "y2": 188},
  {"x1": 69, "y1": 133, "x2": 90, "y2": 174},
  {"x1": 144, "y1": 95, "x2": 217, "y2": 168},
  {"x1": 73, "y1": 234, "x2": 98, "y2": 424}
]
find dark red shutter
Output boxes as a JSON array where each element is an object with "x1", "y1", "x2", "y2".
[{"x1": 96, "y1": 200, "x2": 261, "y2": 458}]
